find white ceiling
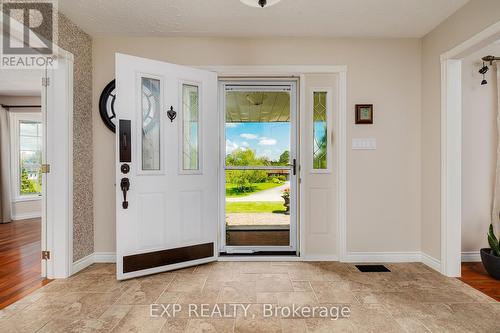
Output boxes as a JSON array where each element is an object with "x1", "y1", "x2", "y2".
[{"x1": 58, "y1": 0, "x2": 469, "y2": 38}]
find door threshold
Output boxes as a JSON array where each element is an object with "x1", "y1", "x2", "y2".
[{"x1": 218, "y1": 252, "x2": 300, "y2": 261}]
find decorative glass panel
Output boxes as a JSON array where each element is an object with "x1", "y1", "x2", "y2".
[
  {"x1": 141, "y1": 77, "x2": 161, "y2": 170},
  {"x1": 182, "y1": 84, "x2": 199, "y2": 170},
  {"x1": 19, "y1": 121, "x2": 42, "y2": 195},
  {"x1": 313, "y1": 91, "x2": 328, "y2": 169}
]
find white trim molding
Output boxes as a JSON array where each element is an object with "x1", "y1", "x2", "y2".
[
  {"x1": 94, "y1": 252, "x2": 116, "y2": 263},
  {"x1": 71, "y1": 253, "x2": 94, "y2": 275},
  {"x1": 198, "y1": 65, "x2": 348, "y2": 261},
  {"x1": 11, "y1": 212, "x2": 42, "y2": 220},
  {"x1": 302, "y1": 255, "x2": 339, "y2": 261},
  {"x1": 45, "y1": 54, "x2": 74, "y2": 279},
  {"x1": 421, "y1": 252, "x2": 442, "y2": 272},
  {"x1": 461, "y1": 251, "x2": 481, "y2": 262},
  {"x1": 343, "y1": 251, "x2": 422, "y2": 263},
  {"x1": 440, "y1": 58, "x2": 462, "y2": 277},
  {"x1": 71, "y1": 252, "x2": 116, "y2": 275},
  {"x1": 440, "y1": 20, "x2": 500, "y2": 278},
  {"x1": 72, "y1": 251, "x2": 450, "y2": 272}
]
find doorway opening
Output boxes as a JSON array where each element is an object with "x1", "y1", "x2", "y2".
[
  {"x1": 220, "y1": 80, "x2": 298, "y2": 254},
  {"x1": 0, "y1": 69, "x2": 50, "y2": 308}
]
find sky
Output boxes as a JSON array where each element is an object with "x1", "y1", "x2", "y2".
[{"x1": 225, "y1": 122, "x2": 290, "y2": 161}]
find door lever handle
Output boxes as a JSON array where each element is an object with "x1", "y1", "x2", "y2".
[
  {"x1": 120, "y1": 177, "x2": 130, "y2": 209},
  {"x1": 288, "y1": 158, "x2": 297, "y2": 175}
]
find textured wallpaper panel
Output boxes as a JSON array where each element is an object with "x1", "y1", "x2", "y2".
[{"x1": 57, "y1": 14, "x2": 94, "y2": 262}]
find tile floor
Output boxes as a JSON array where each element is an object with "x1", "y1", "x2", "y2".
[{"x1": 0, "y1": 262, "x2": 498, "y2": 332}]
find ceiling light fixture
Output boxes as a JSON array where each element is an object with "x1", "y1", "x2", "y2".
[{"x1": 240, "y1": 0, "x2": 282, "y2": 8}]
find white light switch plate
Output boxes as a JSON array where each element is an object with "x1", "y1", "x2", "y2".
[{"x1": 352, "y1": 138, "x2": 376, "y2": 150}]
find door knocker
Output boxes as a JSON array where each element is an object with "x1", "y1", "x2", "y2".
[{"x1": 167, "y1": 106, "x2": 177, "y2": 122}]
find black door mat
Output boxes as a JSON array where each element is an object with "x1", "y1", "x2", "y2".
[{"x1": 355, "y1": 264, "x2": 391, "y2": 272}]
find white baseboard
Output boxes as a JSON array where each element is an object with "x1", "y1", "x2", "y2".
[
  {"x1": 94, "y1": 252, "x2": 116, "y2": 263},
  {"x1": 343, "y1": 251, "x2": 422, "y2": 263},
  {"x1": 68, "y1": 251, "x2": 454, "y2": 276},
  {"x1": 421, "y1": 252, "x2": 441, "y2": 272},
  {"x1": 71, "y1": 253, "x2": 94, "y2": 275},
  {"x1": 11, "y1": 212, "x2": 42, "y2": 220},
  {"x1": 301, "y1": 254, "x2": 339, "y2": 261},
  {"x1": 71, "y1": 252, "x2": 116, "y2": 275},
  {"x1": 461, "y1": 251, "x2": 481, "y2": 262}
]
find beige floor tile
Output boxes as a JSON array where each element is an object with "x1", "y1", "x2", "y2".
[
  {"x1": 291, "y1": 281, "x2": 312, "y2": 292},
  {"x1": 235, "y1": 318, "x2": 281, "y2": 333},
  {"x1": 310, "y1": 282, "x2": 358, "y2": 304},
  {"x1": 2, "y1": 262, "x2": 500, "y2": 332},
  {"x1": 0, "y1": 302, "x2": 31, "y2": 319},
  {"x1": 58, "y1": 291, "x2": 122, "y2": 319},
  {"x1": 275, "y1": 291, "x2": 318, "y2": 305},
  {"x1": 167, "y1": 274, "x2": 207, "y2": 293},
  {"x1": 110, "y1": 305, "x2": 166, "y2": 333},
  {"x1": 305, "y1": 318, "x2": 357, "y2": 332},
  {"x1": 185, "y1": 318, "x2": 235, "y2": 332},
  {"x1": 160, "y1": 318, "x2": 189, "y2": 332},
  {"x1": 255, "y1": 273, "x2": 294, "y2": 292},
  {"x1": 280, "y1": 318, "x2": 308, "y2": 333},
  {"x1": 219, "y1": 281, "x2": 257, "y2": 303},
  {"x1": 115, "y1": 278, "x2": 169, "y2": 305}
]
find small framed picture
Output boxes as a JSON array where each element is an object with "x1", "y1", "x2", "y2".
[{"x1": 355, "y1": 104, "x2": 373, "y2": 124}]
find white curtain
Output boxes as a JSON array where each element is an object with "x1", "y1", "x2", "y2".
[
  {"x1": 0, "y1": 106, "x2": 12, "y2": 223},
  {"x1": 492, "y1": 64, "x2": 500, "y2": 233}
]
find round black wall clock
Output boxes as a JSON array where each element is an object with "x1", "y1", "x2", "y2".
[{"x1": 99, "y1": 79, "x2": 117, "y2": 132}]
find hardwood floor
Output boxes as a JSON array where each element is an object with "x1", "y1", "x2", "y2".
[
  {"x1": 460, "y1": 262, "x2": 500, "y2": 302},
  {"x1": 0, "y1": 218, "x2": 50, "y2": 310}
]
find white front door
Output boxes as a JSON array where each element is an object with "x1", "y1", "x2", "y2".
[{"x1": 115, "y1": 53, "x2": 218, "y2": 280}]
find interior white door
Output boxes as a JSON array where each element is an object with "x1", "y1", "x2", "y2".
[{"x1": 115, "y1": 53, "x2": 218, "y2": 280}]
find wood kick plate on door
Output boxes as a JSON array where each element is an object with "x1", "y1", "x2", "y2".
[{"x1": 123, "y1": 242, "x2": 214, "y2": 273}]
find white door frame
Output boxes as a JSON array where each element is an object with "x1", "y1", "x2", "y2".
[
  {"x1": 1, "y1": 17, "x2": 75, "y2": 278},
  {"x1": 198, "y1": 65, "x2": 347, "y2": 260},
  {"x1": 219, "y1": 80, "x2": 299, "y2": 253},
  {"x1": 45, "y1": 48, "x2": 74, "y2": 279},
  {"x1": 440, "y1": 21, "x2": 500, "y2": 277}
]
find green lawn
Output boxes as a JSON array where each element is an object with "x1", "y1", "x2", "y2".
[
  {"x1": 225, "y1": 201, "x2": 286, "y2": 213},
  {"x1": 226, "y1": 182, "x2": 283, "y2": 197}
]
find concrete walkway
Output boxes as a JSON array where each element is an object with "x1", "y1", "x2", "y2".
[
  {"x1": 226, "y1": 213, "x2": 290, "y2": 226},
  {"x1": 226, "y1": 181, "x2": 289, "y2": 202}
]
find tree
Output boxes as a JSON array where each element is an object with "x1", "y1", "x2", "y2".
[
  {"x1": 278, "y1": 150, "x2": 289, "y2": 165},
  {"x1": 20, "y1": 168, "x2": 38, "y2": 194},
  {"x1": 226, "y1": 148, "x2": 268, "y2": 192}
]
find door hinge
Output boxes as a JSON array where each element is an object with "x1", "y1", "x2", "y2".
[
  {"x1": 42, "y1": 251, "x2": 50, "y2": 260},
  {"x1": 42, "y1": 77, "x2": 50, "y2": 87},
  {"x1": 41, "y1": 164, "x2": 51, "y2": 174}
]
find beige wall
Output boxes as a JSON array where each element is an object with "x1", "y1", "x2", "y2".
[
  {"x1": 421, "y1": 0, "x2": 500, "y2": 259},
  {"x1": 461, "y1": 44, "x2": 500, "y2": 252},
  {"x1": 93, "y1": 37, "x2": 422, "y2": 254}
]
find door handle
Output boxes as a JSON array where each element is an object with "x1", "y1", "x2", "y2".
[
  {"x1": 120, "y1": 177, "x2": 130, "y2": 209},
  {"x1": 288, "y1": 158, "x2": 297, "y2": 175}
]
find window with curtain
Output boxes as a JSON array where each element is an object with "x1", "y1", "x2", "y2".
[
  {"x1": 18, "y1": 120, "x2": 42, "y2": 196},
  {"x1": 9, "y1": 112, "x2": 42, "y2": 199}
]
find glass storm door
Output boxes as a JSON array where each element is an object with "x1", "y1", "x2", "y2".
[
  {"x1": 115, "y1": 53, "x2": 218, "y2": 280},
  {"x1": 222, "y1": 82, "x2": 298, "y2": 253}
]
